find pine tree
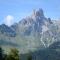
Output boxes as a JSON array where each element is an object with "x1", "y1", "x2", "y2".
[{"x1": 6, "y1": 48, "x2": 20, "y2": 60}]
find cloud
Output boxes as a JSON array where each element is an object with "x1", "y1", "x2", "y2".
[{"x1": 4, "y1": 15, "x2": 14, "y2": 26}]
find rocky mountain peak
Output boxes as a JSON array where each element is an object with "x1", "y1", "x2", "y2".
[
  {"x1": 32, "y1": 8, "x2": 44, "y2": 18},
  {"x1": 18, "y1": 8, "x2": 53, "y2": 36}
]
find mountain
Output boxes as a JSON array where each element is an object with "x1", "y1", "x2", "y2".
[
  {"x1": 0, "y1": 8, "x2": 60, "y2": 54},
  {"x1": 0, "y1": 24, "x2": 16, "y2": 37},
  {"x1": 17, "y1": 8, "x2": 52, "y2": 35}
]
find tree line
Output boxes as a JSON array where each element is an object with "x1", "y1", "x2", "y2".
[{"x1": 0, "y1": 47, "x2": 32, "y2": 60}]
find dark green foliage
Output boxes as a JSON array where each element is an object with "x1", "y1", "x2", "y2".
[
  {"x1": 0, "y1": 47, "x2": 3, "y2": 60},
  {"x1": 27, "y1": 53, "x2": 32, "y2": 60},
  {"x1": 5, "y1": 48, "x2": 20, "y2": 60}
]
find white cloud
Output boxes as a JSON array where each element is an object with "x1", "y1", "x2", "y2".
[{"x1": 4, "y1": 15, "x2": 14, "y2": 26}]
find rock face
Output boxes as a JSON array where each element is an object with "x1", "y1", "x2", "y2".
[
  {"x1": 0, "y1": 8, "x2": 60, "y2": 53},
  {"x1": 0, "y1": 24, "x2": 16, "y2": 37},
  {"x1": 17, "y1": 8, "x2": 52, "y2": 36},
  {"x1": 32, "y1": 8, "x2": 44, "y2": 18}
]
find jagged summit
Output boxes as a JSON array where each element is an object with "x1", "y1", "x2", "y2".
[
  {"x1": 32, "y1": 8, "x2": 44, "y2": 18},
  {"x1": 18, "y1": 8, "x2": 53, "y2": 36},
  {"x1": 11, "y1": 8, "x2": 53, "y2": 39}
]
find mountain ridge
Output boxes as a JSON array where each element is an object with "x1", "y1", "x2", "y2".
[{"x1": 0, "y1": 8, "x2": 60, "y2": 53}]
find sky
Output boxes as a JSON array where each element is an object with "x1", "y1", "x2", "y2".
[{"x1": 0, "y1": 0, "x2": 60, "y2": 26}]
